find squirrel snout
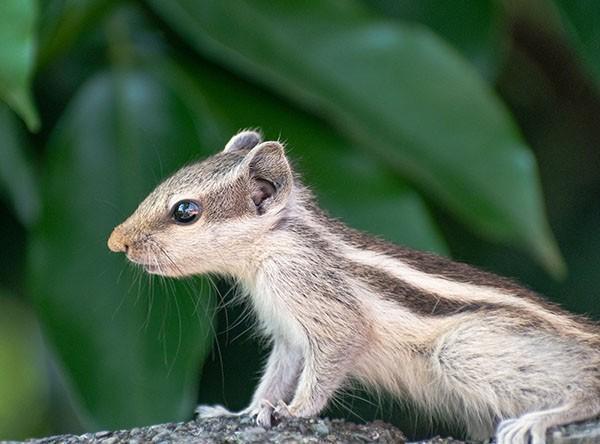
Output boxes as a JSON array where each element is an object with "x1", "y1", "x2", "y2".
[{"x1": 107, "y1": 227, "x2": 129, "y2": 253}]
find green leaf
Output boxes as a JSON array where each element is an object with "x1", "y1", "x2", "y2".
[
  {"x1": 0, "y1": 104, "x2": 40, "y2": 226},
  {"x1": 147, "y1": 0, "x2": 564, "y2": 276},
  {"x1": 37, "y1": 0, "x2": 119, "y2": 68},
  {"x1": 28, "y1": 68, "x2": 216, "y2": 429},
  {"x1": 363, "y1": 0, "x2": 505, "y2": 79},
  {"x1": 156, "y1": 59, "x2": 448, "y2": 255},
  {"x1": 554, "y1": 0, "x2": 600, "y2": 87},
  {"x1": 0, "y1": 0, "x2": 40, "y2": 131}
]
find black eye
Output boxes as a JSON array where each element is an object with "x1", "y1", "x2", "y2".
[{"x1": 171, "y1": 200, "x2": 201, "y2": 224}]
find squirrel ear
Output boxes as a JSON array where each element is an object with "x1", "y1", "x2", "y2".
[
  {"x1": 223, "y1": 130, "x2": 263, "y2": 153},
  {"x1": 243, "y1": 141, "x2": 293, "y2": 214}
]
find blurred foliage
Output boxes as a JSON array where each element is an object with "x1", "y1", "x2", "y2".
[
  {"x1": 555, "y1": 0, "x2": 600, "y2": 86},
  {"x1": 29, "y1": 67, "x2": 217, "y2": 428},
  {"x1": 0, "y1": 105, "x2": 39, "y2": 226},
  {"x1": 0, "y1": 1, "x2": 40, "y2": 131},
  {"x1": 0, "y1": 0, "x2": 598, "y2": 440},
  {"x1": 365, "y1": 0, "x2": 506, "y2": 79},
  {"x1": 0, "y1": 293, "x2": 48, "y2": 438}
]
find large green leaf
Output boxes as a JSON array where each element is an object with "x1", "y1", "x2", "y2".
[
  {"x1": 28, "y1": 68, "x2": 217, "y2": 428},
  {"x1": 147, "y1": 0, "x2": 564, "y2": 276},
  {"x1": 364, "y1": 0, "x2": 506, "y2": 79},
  {"x1": 554, "y1": 0, "x2": 600, "y2": 87},
  {"x1": 0, "y1": 104, "x2": 40, "y2": 226},
  {"x1": 0, "y1": 0, "x2": 40, "y2": 131},
  {"x1": 156, "y1": 59, "x2": 448, "y2": 255}
]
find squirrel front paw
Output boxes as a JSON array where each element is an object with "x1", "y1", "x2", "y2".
[
  {"x1": 243, "y1": 399, "x2": 276, "y2": 427},
  {"x1": 255, "y1": 401, "x2": 275, "y2": 428},
  {"x1": 243, "y1": 399, "x2": 294, "y2": 427},
  {"x1": 273, "y1": 400, "x2": 294, "y2": 420},
  {"x1": 196, "y1": 400, "x2": 293, "y2": 427}
]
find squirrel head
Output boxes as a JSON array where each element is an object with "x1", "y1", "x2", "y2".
[{"x1": 107, "y1": 130, "x2": 294, "y2": 277}]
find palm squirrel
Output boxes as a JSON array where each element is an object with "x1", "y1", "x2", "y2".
[{"x1": 108, "y1": 130, "x2": 600, "y2": 443}]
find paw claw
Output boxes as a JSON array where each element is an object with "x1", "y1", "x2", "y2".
[
  {"x1": 239, "y1": 400, "x2": 276, "y2": 428},
  {"x1": 273, "y1": 400, "x2": 294, "y2": 420},
  {"x1": 256, "y1": 407, "x2": 273, "y2": 428}
]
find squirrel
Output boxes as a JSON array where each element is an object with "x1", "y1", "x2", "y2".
[{"x1": 108, "y1": 130, "x2": 600, "y2": 443}]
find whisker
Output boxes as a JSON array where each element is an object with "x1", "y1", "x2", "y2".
[
  {"x1": 329, "y1": 392, "x2": 368, "y2": 423},
  {"x1": 94, "y1": 197, "x2": 120, "y2": 214},
  {"x1": 167, "y1": 283, "x2": 183, "y2": 377},
  {"x1": 147, "y1": 238, "x2": 225, "y2": 386},
  {"x1": 158, "y1": 261, "x2": 185, "y2": 374},
  {"x1": 116, "y1": 259, "x2": 128, "y2": 284},
  {"x1": 140, "y1": 244, "x2": 155, "y2": 332},
  {"x1": 112, "y1": 262, "x2": 136, "y2": 319},
  {"x1": 229, "y1": 313, "x2": 258, "y2": 344},
  {"x1": 223, "y1": 304, "x2": 255, "y2": 337},
  {"x1": 134, "y1": 262, "x2": 145, "y2": 308}
]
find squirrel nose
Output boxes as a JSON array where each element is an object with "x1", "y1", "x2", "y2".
[{"x1": 107, "y1": 226, "x2": 129, "y2": 253}]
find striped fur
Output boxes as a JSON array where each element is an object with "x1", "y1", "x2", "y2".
[{"x1": 108, "y1": 131, "x2": 600, "y2": 444}]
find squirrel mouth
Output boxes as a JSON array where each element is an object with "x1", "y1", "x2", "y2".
[
  {"x1": 129, "y1": 259, "x2": 164, "y2": 274},
  {"x1": 128, "y1": 257, "x2": 178, "y2": 276}
]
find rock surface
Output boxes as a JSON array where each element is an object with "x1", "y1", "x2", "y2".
[
  {"x1": 14, "y1": 416, "x2": 406, "y2": 444},
  {"x1": 548, "y1": 419, "x2": 600, "y2": 444},
  {"x1": 4, "y1": 416, "x2": 599, "y2": 443}
]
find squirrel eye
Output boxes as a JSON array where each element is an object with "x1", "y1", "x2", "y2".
[{"x1": 171, "y1": 200, "x2": 201, "y2": 224}]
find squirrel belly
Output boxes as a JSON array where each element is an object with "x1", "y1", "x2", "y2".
[{"x1": 108, "y1": 130, "x2": 600, "y2": 444}]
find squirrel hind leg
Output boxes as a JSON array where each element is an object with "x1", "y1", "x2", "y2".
[{"x1": 495, "y1": 399, "x2": 600, "y2": 444}]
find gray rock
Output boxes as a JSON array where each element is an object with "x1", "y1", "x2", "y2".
[
  {"x1": 311, "y1": 422, "x2": 330, "y2": 436},
  {"x1": 548, "y1": 419, "x2": 600, "y2": 444},
  {"x1": 4, "y1": 415, "x2": 599, "y2": 443}
]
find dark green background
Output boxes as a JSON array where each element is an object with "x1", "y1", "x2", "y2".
[{"x1": 0, "y1": 0, "x2": 598, "y2": 440}]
